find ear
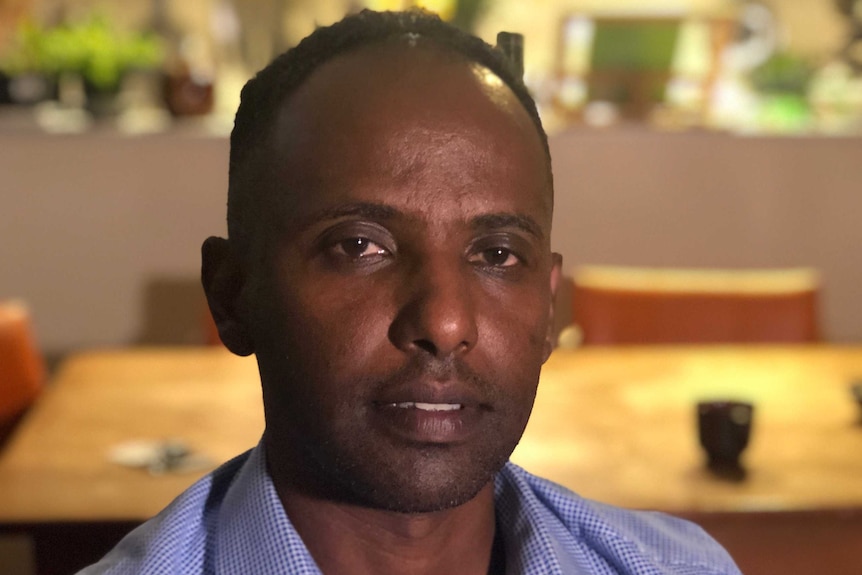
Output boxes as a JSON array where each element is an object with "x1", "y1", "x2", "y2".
[
  {"x1": 201, "y1": 237, "x2": 255, "y2": 356},
  {"x1": 542, "y1": 252, "x2": 563, "y2": 363}
]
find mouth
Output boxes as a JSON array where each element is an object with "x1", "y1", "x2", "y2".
[
  {"x1": 372, "y1": 399, "x2": 482, "y2": 444},
  {"x1": 388, "y1": 402, "x2": 463, "y2": 412}
]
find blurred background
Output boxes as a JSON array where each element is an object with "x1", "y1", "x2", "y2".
[
  {"x1": 1, "y1": 0, "x2": 861, "y2": 362},
  {"x1": 3, "y1": 3, "x2": 862, "y2": 574},
  {"x1": 3, "y1": 0, "x2": 860, "y2": 133}
]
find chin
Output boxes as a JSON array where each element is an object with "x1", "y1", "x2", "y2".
[{"x1": 328, "y1": 443, "x2": 510, "y2": 514}]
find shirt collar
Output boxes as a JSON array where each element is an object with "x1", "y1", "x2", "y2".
[
  {"x1": 215, "y1": 445, "x2": 584, "y2": 575},
  {"x1": 495, "y1": 462, "x2": 594, "y2": 575},
  {"x1": 215, "y1": 443, "x2": 322, "y2": 574}
]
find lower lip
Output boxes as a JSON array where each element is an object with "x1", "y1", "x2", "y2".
[{"x1": 372, "y1": 404, "x2": 483, "y2": 444}]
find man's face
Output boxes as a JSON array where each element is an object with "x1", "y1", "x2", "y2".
[{"x1": 245, "y1": 42, "x2": 560, "y2": 513}]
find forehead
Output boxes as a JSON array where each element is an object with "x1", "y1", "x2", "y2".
[{"x1": 266, "y1": 41, "x2": 551, "y2": 228}]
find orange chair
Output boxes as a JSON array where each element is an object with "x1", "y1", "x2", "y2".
[
  {"x1": 571, "y1": 266, "x2": 820, "y2": 345},
  {"x1": 0, "y1": 301, "x2": 46, "y2": 446}
]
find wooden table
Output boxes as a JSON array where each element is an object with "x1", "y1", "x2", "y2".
[
  {"x1": 0, "y1": 348, "x2": 264, "y2": 575},
  {"x1": 517, "y1": 345, "x2": 862, "y2": 513},
  {"x1": 0, "y1": 348, "x2": 263, "y2": 524},
  {"x1": 2, "y1": 345, "x2": 861, "y2": 574},
  {"x1": 515, "y1": 345, "x2": 862, "y2": 575}
]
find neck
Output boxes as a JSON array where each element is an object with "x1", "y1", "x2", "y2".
[{"x1": 274, "y1": 480, "x2": 500, "y2": 575}]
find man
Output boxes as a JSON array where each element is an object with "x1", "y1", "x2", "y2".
[{"x1": 83, "y1": 9, "x2": 741, "y2": 575}]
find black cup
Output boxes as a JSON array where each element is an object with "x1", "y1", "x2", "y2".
[{"x1": 697, "y1": 401, "x2": 754, "y2": 479}]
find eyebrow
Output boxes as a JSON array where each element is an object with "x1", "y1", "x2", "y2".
[
  {"x1": 298, "y1": 202, "x2": 402, "y2": 232},
  {"x1": 298, "y1": 202, "x2": 544, "y2": 240},
  {"x1": 471, "y1": 213, "x2": 545, "y2": 241}
]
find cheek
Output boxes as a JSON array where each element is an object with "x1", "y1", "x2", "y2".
[
  {"x1": 275, "y1": 278, "x2": 397, "y2": 374},
  {"x1": 475, "y1": 284, "x2": 550, "y2": 383},
  {"x1": 479, "y1": 311, "x2": 544, "y2": 364},
  {"x1": 480, "y1": 279, "x2": 550, "y2": 343}
]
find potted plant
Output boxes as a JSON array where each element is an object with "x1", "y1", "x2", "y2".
[
  {"x1": 749, "y1": 51, "x2": 815, "y2": 132},
  {"x1": 1, "y1": 15, "x2": 164, "y2": 114}
]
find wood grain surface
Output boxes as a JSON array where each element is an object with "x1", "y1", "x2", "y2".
[{"x1": 2, "y1": 345, "x2": 862, "y2": 522}]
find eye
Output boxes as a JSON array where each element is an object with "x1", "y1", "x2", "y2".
[
  {"x1": 331, "y1": 237, "x2": 389, "y2": 260},
  {"x1": 470, "y1": 247, "x2": 520, "y2": 268}
]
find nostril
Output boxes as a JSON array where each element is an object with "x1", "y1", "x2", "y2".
[{"x1": 412, "y1": 339, "x2": 438, "y2": 355}]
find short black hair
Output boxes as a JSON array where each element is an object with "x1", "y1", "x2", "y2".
[{"x1": 227, "y1": 8, "x2": 551, "y2": 258}]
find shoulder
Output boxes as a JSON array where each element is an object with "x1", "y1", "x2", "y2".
[
  {"x1": 495, "y1": 463, "x2": 743, "y2": 575},
  {"x1": 77, "y1": 450, "x2": 252, "y2": 575}
]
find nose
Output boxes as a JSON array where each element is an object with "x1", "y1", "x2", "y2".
[{"x1": 388, "y1": 257, "x2": 478, "y2": 358}]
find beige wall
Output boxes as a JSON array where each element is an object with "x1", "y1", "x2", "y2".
[
  {"x1": 2, "y1": 124, "x2": 860, "y2": 357},
  {"x1": 549, "y1": 128, "x2": 862, "y2": 343},
  {"x1": 1, "y1": 126, "x2": 229, "y2": 355}
]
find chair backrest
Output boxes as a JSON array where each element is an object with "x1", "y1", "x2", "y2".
[
  {"x1": 572, "y1": 266, "x2": 820, "y2": 345},
  {"x1": 0, "y1": 301, "x2": 46, "y2": 444}
]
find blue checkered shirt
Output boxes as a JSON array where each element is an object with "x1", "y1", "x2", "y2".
[{"x1": 80, "y1": 443, "x2": 741, "y2": 574}]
